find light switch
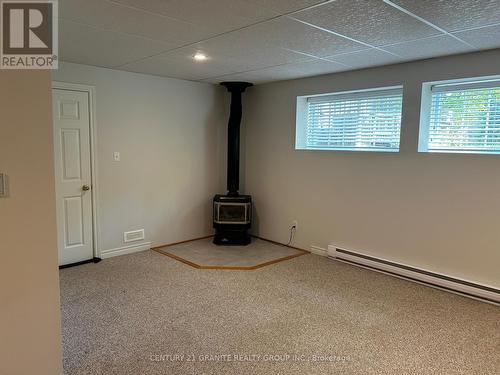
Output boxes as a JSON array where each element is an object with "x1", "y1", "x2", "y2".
[
  {"x1": 113, "y1": 152, "x2": 120, "y2": 161},
  {"x1": 0, "y1": 173, "x2": 6, "y2": 197}
]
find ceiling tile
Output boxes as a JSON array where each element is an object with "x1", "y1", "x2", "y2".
[
  {"x1": 292, "y1": 0, "x2": 440, "y2": 46},
  {"x1": 119, "y1": 46, "x2": 245, "y2": 81},
  {"x1": 110, "y1": 0, "x2": 278, "y2": 35},
  {"x1": 391, "y1": 0, "x2": 500, "y2": 32},
  {"x1": 176, "y1": 34, "x2": 311, "y2": 72},
  {"x1": 205, "y1": 59, "x2": 347, "y2": 84},
  {"x1": 203, "y1": 72, "x2": 272, "y2": 84},
  {"x1": 270, "y1": 58, "x2": 347, "y2": 76},
  {"x1": 204, "y1": 69, "x2": 293, "y2": 84},
  {"x1": 382, "y1": 35, "x2": 473, "y2": 60},
  {"x1": 59, "y1": 20, "x2": 176, "y2": 68},
  {"x1": 230, "y1": 17, "x2": 367, "y2": 57},
  {"x1": 244, "y1": 0, "x2": 327, "y2": 14},
  {"x1": 326, "y1": 49, "x2": 402, "y2": 69},
  {"x1": 60, "y1": 0, "x2": 208, "y2": 45},
  {"x1": 453, "y1": 24, "x2": 500, "y2": 50},
  {"x1": 57, "y1": 0, "x2": 500, "y2": 84}
]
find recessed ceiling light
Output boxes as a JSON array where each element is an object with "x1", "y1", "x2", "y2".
[{"x1": 193, "y1": 53, "x2": 207, "y2": 61}]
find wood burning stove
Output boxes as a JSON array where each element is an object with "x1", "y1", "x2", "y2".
[
  {"x1": 213, "y1": 194, "x2": 251, "y2": 245},
  {"x1": 213, "y1": 82, "x2": 253, "y2": 245}
]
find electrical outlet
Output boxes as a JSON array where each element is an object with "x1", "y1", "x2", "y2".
[{"x1": 291, "y1": 220, "x2": 298, "y2": 230}]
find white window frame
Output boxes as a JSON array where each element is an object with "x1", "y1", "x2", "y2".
[
  {"x1": 419, "y1": 75, "x2": 500, "y2": 154},
  {"x1": 295, "y1": 85, "x2": 404, "y2": 153}
]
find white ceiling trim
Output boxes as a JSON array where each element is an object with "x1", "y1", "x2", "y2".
[{"x1": 382, "y1": 0, "x2": 477, "y2": 49}]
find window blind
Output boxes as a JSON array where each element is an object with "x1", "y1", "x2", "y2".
[
  {"x1": 305, "y1": 88, "x2": 403, "y2": 151},
  {"x1": 427, "y1": 81, "x2": 500, "y2": 153}
]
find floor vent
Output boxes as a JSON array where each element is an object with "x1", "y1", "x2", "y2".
[
  {"x1": 124, "y1": 229, "x2": 145, "y2": 243},
  {"x1": 328, "y1": 245, "x2": 499, "y2": 305}
]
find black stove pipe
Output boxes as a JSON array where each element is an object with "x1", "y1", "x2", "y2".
[{"x1": 220, "y1": 81, "x2": 253, "y2": 196}]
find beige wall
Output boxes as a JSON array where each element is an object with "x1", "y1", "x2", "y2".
[
  {"x1": 0, "y1": 71, "x2": 63, "y2": 374},
  {"x1": 243, "y1": 49, "x2": 500, "y2": 288},
  {"x1": 53, "y1": 63, "x2": 226, "y2": 253}
]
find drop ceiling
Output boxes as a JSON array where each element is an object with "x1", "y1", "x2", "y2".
[{"x1": 59, "y1": 0, "x2": 500, "y2": 84}]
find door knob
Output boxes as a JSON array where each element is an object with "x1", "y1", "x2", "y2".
[{"x1": 82, "y1": 184, "x2": 90, "y2": 191}]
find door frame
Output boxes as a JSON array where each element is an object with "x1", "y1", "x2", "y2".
[{"x1": 52, "y1": 81, "x2": 101, "y2": 259}]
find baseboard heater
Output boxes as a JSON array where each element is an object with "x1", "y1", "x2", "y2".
[{"x1": 327, "y1": 246, "x2": 499, "y2": 305}]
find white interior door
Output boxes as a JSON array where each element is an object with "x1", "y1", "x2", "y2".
[{"x1": 53, "y1": 88, "x2": 94, "y2": 265}]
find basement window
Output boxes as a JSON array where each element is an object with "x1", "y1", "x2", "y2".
[
  {"x1": 419, "y1": 77, "x2": 500, "y2": 154},
  {"x1": 295, "y1": 86, "x2": 403, "y2": 152}
]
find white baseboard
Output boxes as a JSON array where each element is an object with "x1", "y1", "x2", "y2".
[
  {"x1": 310, "y1": 245, "x2": 328, "y2": 257},
  {"x1": 100, "y1": 242, "x2": 152, "y2": 259},
  {"x1": 328, "y1": 245, "x2": 499, "y2": 305}
]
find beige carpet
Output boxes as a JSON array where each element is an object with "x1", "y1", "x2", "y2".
[
  {"x1": 153, "y1": 238, "x2": 306, "y2": 269},
  {"x1": 60, "y1": 247, "x2": 500, "y2": 375}
]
